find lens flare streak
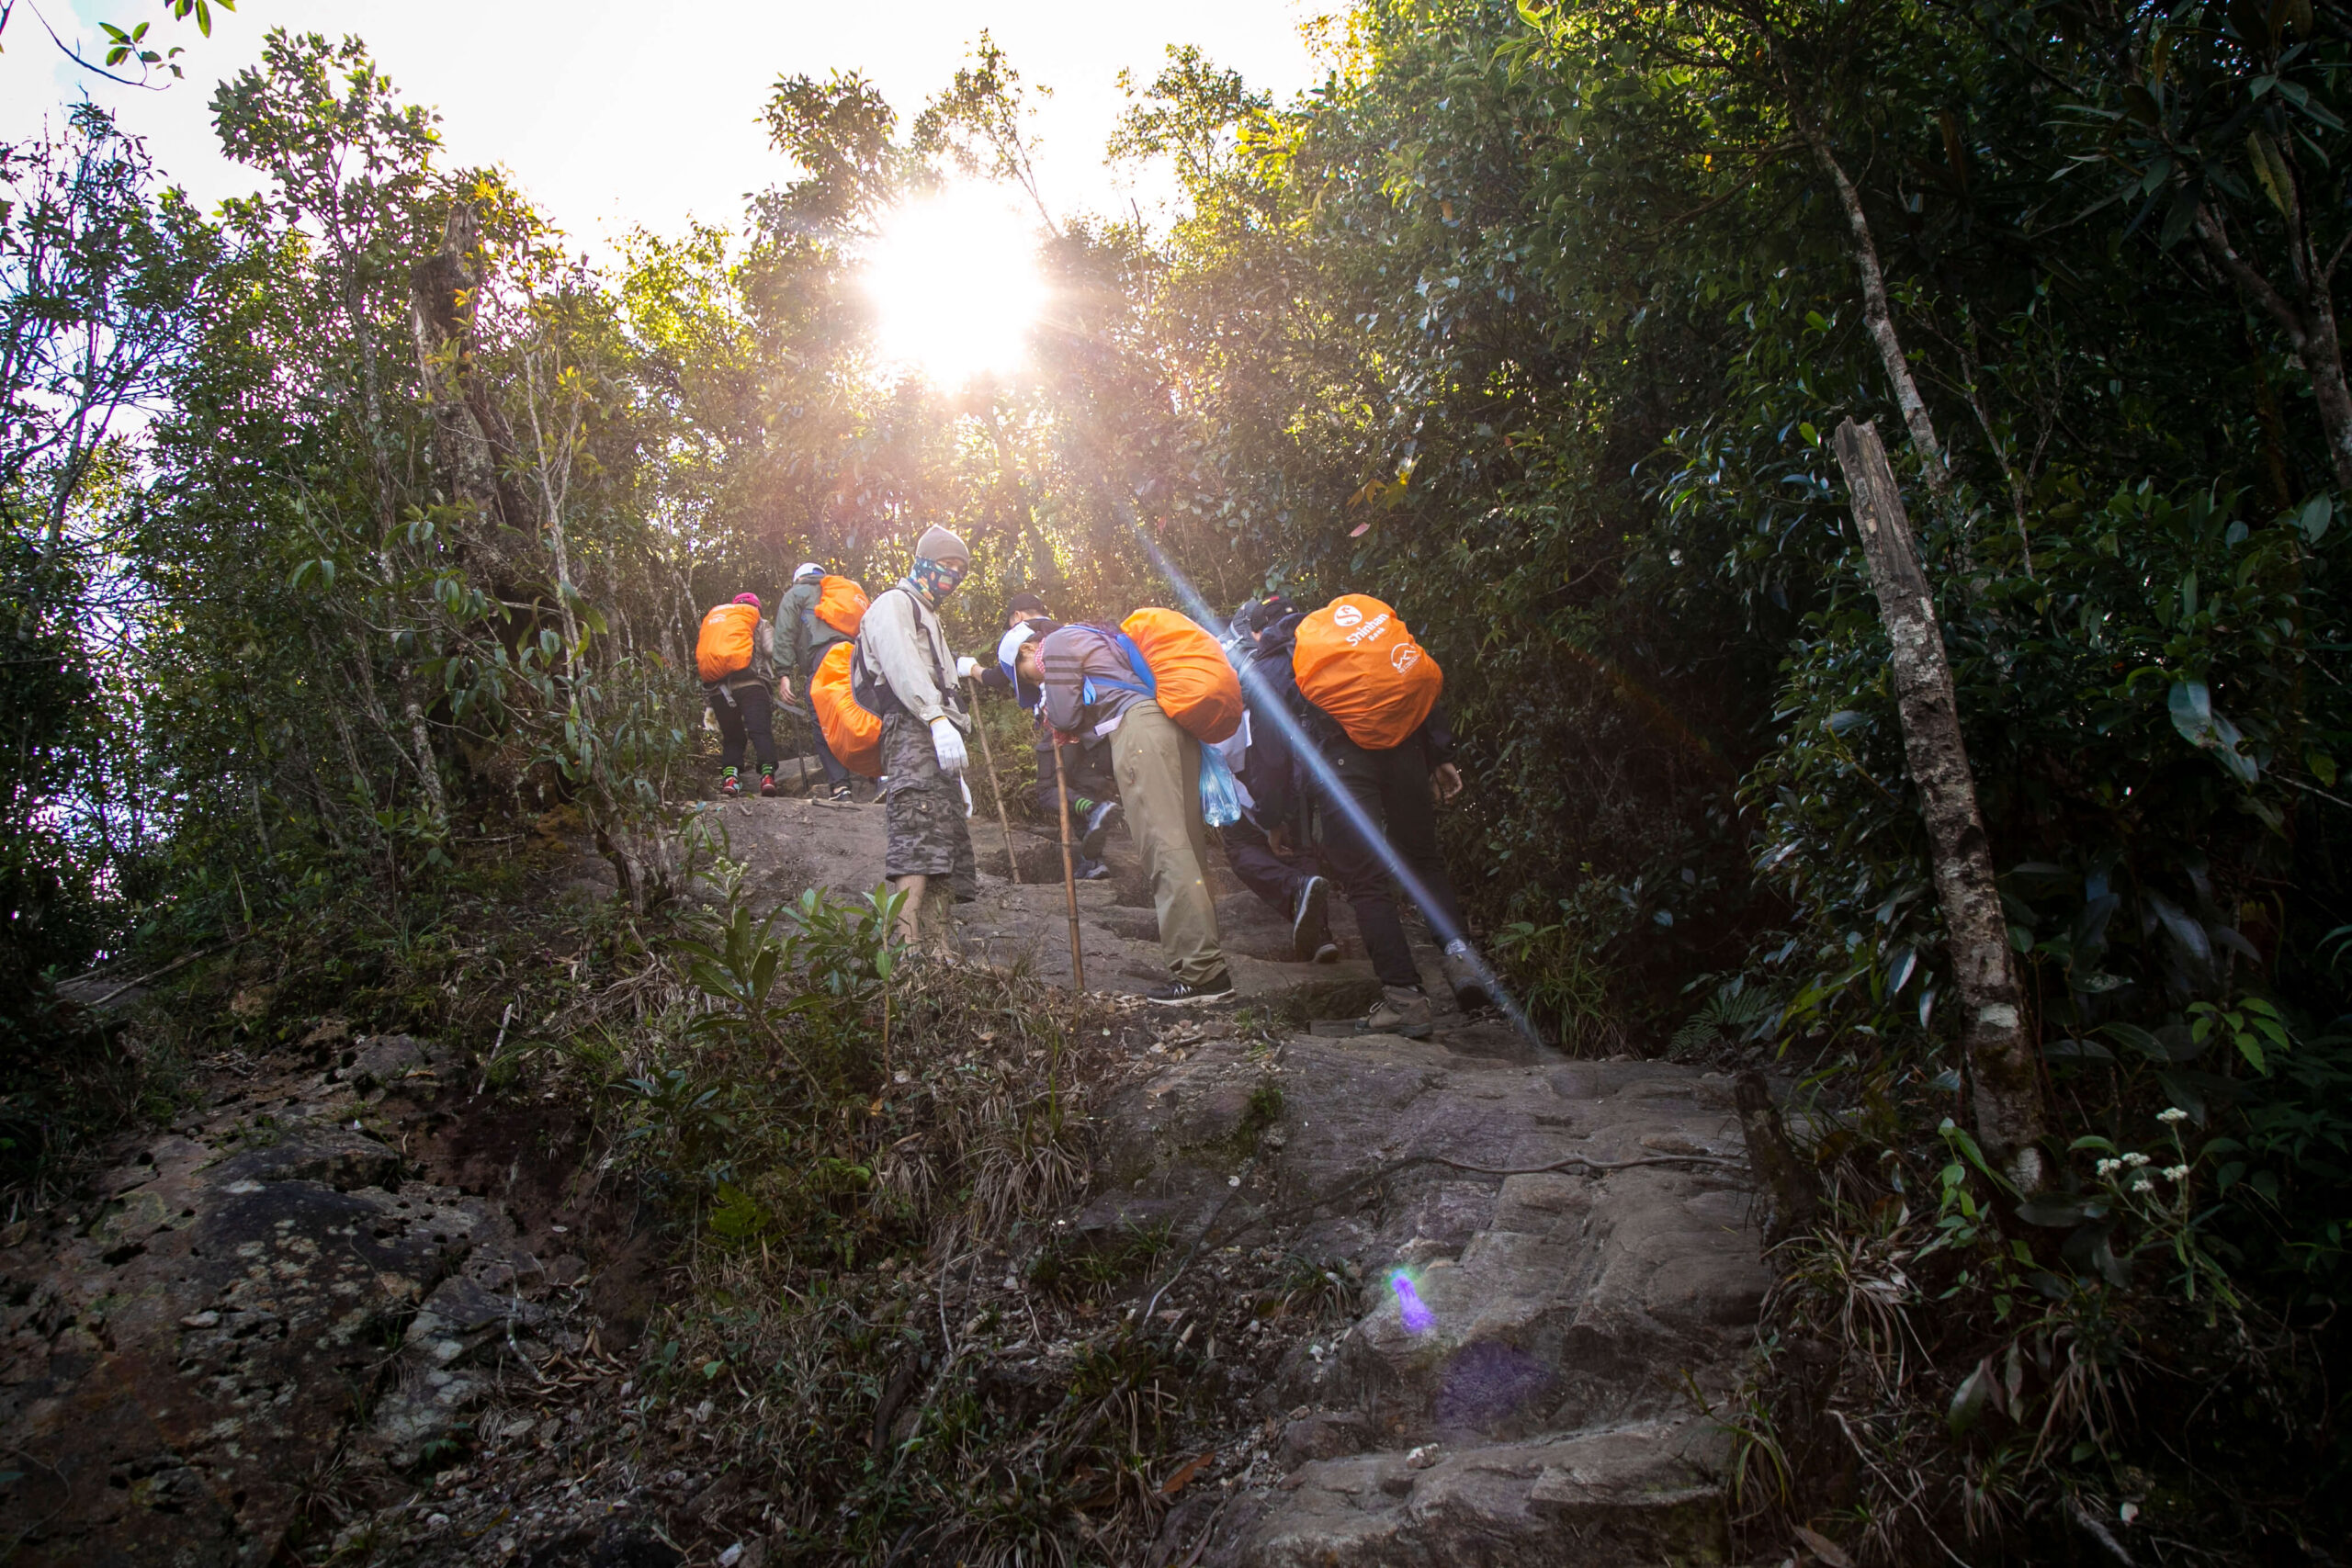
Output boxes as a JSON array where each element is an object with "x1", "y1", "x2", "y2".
[{"x1": 1392, "y1": 1272, "x2": 1434, "y2": 1335}]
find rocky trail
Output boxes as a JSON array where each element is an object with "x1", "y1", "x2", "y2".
[{"x1": 4, "y1": 787, "x2": 1772, "y2": 1567}]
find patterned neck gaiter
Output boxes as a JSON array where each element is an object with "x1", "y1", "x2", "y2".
[{"x1": 910, "y1": 556, "x2": 967, "y2": 603}]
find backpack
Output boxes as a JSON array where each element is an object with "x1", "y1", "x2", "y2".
[
  {"x1": 810, "y1": 640, "x2": 884, "y2": 778},
  {"x1": 1112, "y1": 608, "x2": 1244, "y2": 744},
  {"x1": 812, "y1": 575, "x2": 869, "y2": 637},
  {"x1": 1291, "y1": 593, "x2": 1443, "y2": 750},
  {"x1": 696, "y1": 602, "x2": 761, "y2": 684}
]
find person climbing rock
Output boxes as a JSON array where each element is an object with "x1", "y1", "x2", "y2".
[
  {"x1": 993, "y1": 619, "x2": 1121, "y2": 882},
  {"x1": 1241, "y1": 592, "x2": 1490, "y2": 1039},
  {"x1": 777, "y1": 561, "x2": 867, "y2": 800},
  {"x1": 856, "y1": 526, "x2": 978, "y2": 953},
  {"x1": 1224, "y1": 593, "x2": 1337, "y2": 963},
  {"x1": 695, "y1": 592, "x2": 785, "y2": 797},
  {"x1": 1011, "y1": 618, "x2": 1231, "y2": 1006}
]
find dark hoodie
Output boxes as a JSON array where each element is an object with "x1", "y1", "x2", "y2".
[{"x1": 1238, "y1": 611, "x2": 1456, "y2": 827}]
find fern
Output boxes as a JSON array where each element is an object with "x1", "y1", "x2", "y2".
[{"x1": 1670, "y1": 985, "x2": 1781, "y2": 1052}]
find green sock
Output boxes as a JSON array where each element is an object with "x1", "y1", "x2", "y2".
[{"x1": 1072, "y1": 795, "x2": 1093, "y2": 814}]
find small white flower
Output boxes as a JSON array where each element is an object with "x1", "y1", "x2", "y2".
[
  {"x1": 2163, "y1": 1165, "x2": 2190, "y2": 1181},
  {"x1": 2124, "y1": 1152, "x2": 2153, "y2": 1168},
  {"x1": 2157, "y1": 1107, "x2": 2188, "y2": 1125},
  {"x1": 2095, "y1": 1158, "x2": 2121, "y2": 1178},
  {"x1": 2132, "y1": 1175, "x2": 2155, "y2": 1192}
]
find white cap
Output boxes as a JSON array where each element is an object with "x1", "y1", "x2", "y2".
[
  {"x1": 794, "y1": 561, "x2": 824, "y2": 581},
  {"x1": 998, "y1": 622, "x2": 1041, "y2": 700}
]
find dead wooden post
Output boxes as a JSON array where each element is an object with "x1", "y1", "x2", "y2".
[
  {"x1": 964, "y1": 675, "x2": 1021, "y2": 886},
  {"x1": 1050, "y1": 738, "x2": 1085, "y2": 993},
  {"x1": 1831, "y1": 418, "x2": 2047, "y2": 1193}
]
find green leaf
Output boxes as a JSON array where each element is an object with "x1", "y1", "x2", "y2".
[
  {"x1": 1949, "y1": 1359, "x2": 1994, "y2": 1436},
  {"x1": 2300, "y1": 496, "x2": 2332, "y2": 542},
  {"x1": 2247, "y1": 130, "x2": 2295, "y2": 215}
]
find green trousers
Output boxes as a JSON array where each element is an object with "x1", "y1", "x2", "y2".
[{"x1": 1110, "y1": 699, "x2": 1227, "y2": 985}]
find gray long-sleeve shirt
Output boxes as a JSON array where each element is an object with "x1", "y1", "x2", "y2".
[
  {"x1": 859, "y1": 580, "x2": 968, "y2": 729},
  {"x1": 776, "y1": 579, "x2": 847, "y2": 684},
  {"x1": 1038, "y1": 624, "x2": 1148, "y2": 738}
]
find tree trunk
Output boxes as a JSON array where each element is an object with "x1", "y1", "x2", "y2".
[
  {"x1": 1832, "y1": 418, "x2": 2046, "y2": 1193},
  {"x1": 1806, "y1": 132, "x2": 1952, "y2": 499},
  {"x1": 2191, "y1": 200, "x2": 2352, "y2": 494}
]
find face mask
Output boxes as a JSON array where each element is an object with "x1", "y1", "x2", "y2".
[{"x1": 911, "y1": 556, "x2": 967, "y2": 601}]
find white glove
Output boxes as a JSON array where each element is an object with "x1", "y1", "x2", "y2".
[
  {"x1": 956, "y1": 654, "x2": 983, "y2": 682},
  {"x1": 959, "y1": 777, "x2": 974, "y2": 818},
  {"x1": 930, "y1": 716, "x2": 968, "y2": 775}
]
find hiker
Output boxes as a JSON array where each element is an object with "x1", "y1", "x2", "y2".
[
  {"x1": 695, "y1": 592, "x2": 785, "y2": 797},
  {"x1": 992, "y1": 618, "x2": 1121, "y2": 881},
  {"x1": 856, "y1": 527, "x2": 978, "y2": 951},
  {"x1": 1009, "y1": 616, "x2": 1232, "y2": 1006},
  {"x1": 972, "y1": 594, "x2": 1121, "y2": 880},
  {"x1": 778, "y1": 561, "x2": 865, "y2": 800},
  {"x1": 1222, "y1": 593, "x2": 1337, "y2": 963},
  {"x1": 1241, "y1": 592, "x2": 1490, "y2": 1038}
]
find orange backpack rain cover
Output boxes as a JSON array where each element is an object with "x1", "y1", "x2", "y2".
[
  {"x1": 1291, "y1": 593, "x2": 1443, "y2": 750},
  {"x1": 1121, "y1": 607, "x2": 1243, "y2": 744},
  {"x1": 696, "y1": 602, "x2": 761, "y2": 683},
  {"x1": 810, "y1": 639, "x2": 883, "y2": 778},
  {"x1": 814, "y1": 575, "x2": 869, "y2": 637}
]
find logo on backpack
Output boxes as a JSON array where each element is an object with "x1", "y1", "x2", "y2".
[
  {"x1": 1332, "y1": 603, "x2": 1364, "y2": 628},
  {"x1": 1391, "y1": 643, "x2": 1421, "y2": 673}
]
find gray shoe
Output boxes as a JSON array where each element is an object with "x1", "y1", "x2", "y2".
[
  {"x1": 1291, "y1": 874, "x2": 1333, "y2": 963},
  {"x1": 1441, "y1": 941, "x2": 1492, "y2": 1010},
  {"x1": 1360, "y1": 985, "x2": 1433, "y2": 1040}
]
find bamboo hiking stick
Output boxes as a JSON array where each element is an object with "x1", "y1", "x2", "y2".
[
  {"x1": 963, "y1": 675, "x2": 1020, "y2": 885},
  {"x1": 1050, "y1": 737, "x2": 1085, "y2": 991}
]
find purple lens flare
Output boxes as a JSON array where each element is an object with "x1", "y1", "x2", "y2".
[{"x1": 1391, "y1": 1272, "x2": 1433, "y2": 1335}]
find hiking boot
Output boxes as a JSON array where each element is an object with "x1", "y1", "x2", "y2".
[
  {"x1": 1079, "y1": 798, "x2": 1122, "y2": 861},
  {"x1": 1291, "y1": 874, "x2": 1333, "y2": 964},
  {"x1": 1360, "y1": 985, "x2": 1434, "y2": 1040},
  {"x1": 1077, "y1": 857, "x2": 1112, "y2": 881},
  {"x1": 758, "y1": 771, "x2": 778, "y2": 797},
  {"x1": 830, "y1": 782, "x2": 855, "y2": 802},
  {"x1": 719, "y1": 770, "x2": 741, "y2": 798},
  {"x1": 1441, "y1": 940, "x2": 1492, "y2": 1010},
  {"x1": 1147, "y1": 971, "x2": 1236, "y2": 1008}
]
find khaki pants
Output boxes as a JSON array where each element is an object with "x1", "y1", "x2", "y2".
[{"x1": 1110, "y1": 700, "x2": 1225, "y2": 985}]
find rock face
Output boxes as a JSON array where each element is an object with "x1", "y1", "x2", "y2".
[
  {"x1": 0, "y1": 1037, "x2": 609, "y2": 1566},
  {"x1": 1090, "y1": 1032, "x2": 1768, "y2": 1568}
]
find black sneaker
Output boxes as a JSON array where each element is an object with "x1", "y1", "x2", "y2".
[
  {"x1": 1291, "y1": 874, "x2": 1333, "y2": 964},
  {"x1": 830, "y1": 783, "x2": 854, "y2": 801},
  {"x1": 1080, "y1": 798, "x2": 1122, "y2": 861},
  {"x1": 1077, "y1": 857, "x2": 1112, "y2": 881},
  {"x1": 1146, "y1": 972, "x2": 1235, "y2": 1007}
]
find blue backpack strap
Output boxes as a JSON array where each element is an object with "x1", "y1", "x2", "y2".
[{"x1": 1080, "y1": 626, "x2": 1154, "y2": 706}]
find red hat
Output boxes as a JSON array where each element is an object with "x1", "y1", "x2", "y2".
[{"x1": 732, "y1": 592, "x2": 761, "y2": 609}]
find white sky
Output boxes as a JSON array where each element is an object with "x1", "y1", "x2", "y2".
[{"x1": 0, "y1": 0, "x2": 1329, "y2": 258}]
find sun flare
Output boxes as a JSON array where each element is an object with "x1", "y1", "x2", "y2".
[{"x1": 863, "y1": 186, "x2": 1047, "y2": 389}]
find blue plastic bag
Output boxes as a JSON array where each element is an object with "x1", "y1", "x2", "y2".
[{"x1": 1198, "y1": 743, "x2": 1242, "y2": 828}]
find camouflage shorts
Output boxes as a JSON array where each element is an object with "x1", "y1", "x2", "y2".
[{"x1": 882, "y1": 713, "x2": 977, "y2": 895}]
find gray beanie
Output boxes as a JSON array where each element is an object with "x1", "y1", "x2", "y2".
[{"x1": 915, "y1": 525, "x2": 969, "y2": 563}]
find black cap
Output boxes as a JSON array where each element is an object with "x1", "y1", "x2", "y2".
[{"x1": 1006, "y1": 592, "x2": 1050, "y2": 625}]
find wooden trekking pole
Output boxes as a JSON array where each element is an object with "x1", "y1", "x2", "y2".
[
  {"x1": 1050, "y1": 735, "x2": 1085, "y2": 991},
  {"x1": 963, "y1": 675, "x2": 1021, "y2": 885}
]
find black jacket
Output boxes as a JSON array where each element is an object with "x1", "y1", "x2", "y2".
[{"x1": 1239, "y1": 612, "x2": 1455, "y2": 827}]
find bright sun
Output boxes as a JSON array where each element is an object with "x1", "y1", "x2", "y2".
[{"x1": 864, "y1": 186, "x2": 1048, "y2": 389}]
